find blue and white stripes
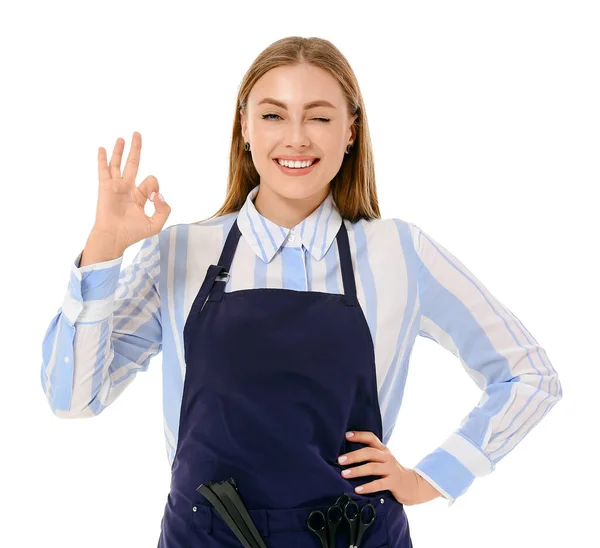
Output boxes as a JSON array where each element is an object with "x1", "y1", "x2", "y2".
[
  {"x1": 40, "y1": 183, "x2": 562, "y2": 506},
  {"x1": 409, "y1": 226, "x2": 562, "y2": 502}
]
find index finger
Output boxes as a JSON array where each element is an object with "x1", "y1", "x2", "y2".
[
  {"x1": 346, "y1": 431, "x2": 385, "y2": 448},
  {"x1": 122, "y1": 131, "x2": 142, "y2": 182},
  {"x1": 97, "y1": 146, "x2": 110, "y2": 182}
]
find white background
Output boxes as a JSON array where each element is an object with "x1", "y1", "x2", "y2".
[{"x1": 1, "y1": 1, "x2": 597, "y2": 546}]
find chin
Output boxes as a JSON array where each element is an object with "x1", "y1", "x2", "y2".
[{"x1": 269, "y1": 181, "x2": 328, "y2": 201}]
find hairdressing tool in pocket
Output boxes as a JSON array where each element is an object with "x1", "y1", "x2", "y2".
[
  {"x1": 307, "y1": 492, "x2": 377, "y2": 548},
  {"x1": 196, "y1": 477, "x2": 266, "y2": 548},
  {"x1": 307, "y1": 496, "x2": 346, "y2": 548},
  {"x1": 342, "y1": 498, "x2": 376, "y2": 548}
]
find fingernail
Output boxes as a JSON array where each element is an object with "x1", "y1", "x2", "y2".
[
  {"x1": 158, "y1": 193, "x2": 164, "y2": 202},
  {"x1": 346, "y1": 431, "x2": 354, "y2": 438},
  {"x1": 338, "y1": 456, "x2": 347, "y2": 463},
  {"x1": 150, "y1": 191, "x2": 156, "y2": 202}
]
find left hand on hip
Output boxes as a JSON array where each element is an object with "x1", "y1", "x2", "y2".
[{"x1": 339, "y1": 430, "x2": 443, "y2": 506}]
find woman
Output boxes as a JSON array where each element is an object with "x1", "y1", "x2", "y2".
[{"x1": 41, "y1": 36, "x2": 562, "y2": 547}]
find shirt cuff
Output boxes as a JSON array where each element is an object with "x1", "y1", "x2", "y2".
[
  {"x1": 61, "y1": 250, "x2": 124, "y2": 326},
  {"x1": 413, "y1": 431, "x2": 496, "y2": 507}
]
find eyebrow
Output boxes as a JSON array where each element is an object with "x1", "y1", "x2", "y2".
[{"x1": 257, "y1": 97, "x2": 336, "y2": 110}]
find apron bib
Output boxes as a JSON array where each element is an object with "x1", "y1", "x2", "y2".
[{"x1": 157, "y1": 217, "x2": 413, "y2": 547}]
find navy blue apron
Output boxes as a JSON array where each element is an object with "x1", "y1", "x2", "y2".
[{"x1": 157, "y1": 217, "x2": 413, "y2": 547}]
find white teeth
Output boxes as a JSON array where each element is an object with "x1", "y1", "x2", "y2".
[{"x1": 277, "y1": 158, "x2": 315, "y2": 168}]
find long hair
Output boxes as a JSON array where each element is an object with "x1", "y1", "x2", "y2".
[{"x1": 197, "y1": 36, "x2": 380, "y2": 224}]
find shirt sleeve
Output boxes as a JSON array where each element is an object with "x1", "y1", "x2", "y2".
[
  {"x1": 40, "y1": 234, "x2": 162, "y2": 418},
  {"x1": 408, "y1": 223, "x2": 562, "y2": 507}
]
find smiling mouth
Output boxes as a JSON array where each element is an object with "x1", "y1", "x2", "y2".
[{"x1": 273, "y1": 158, "x2": 320, "y2": 167}]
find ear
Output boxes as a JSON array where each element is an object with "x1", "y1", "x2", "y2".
[
  {"x1": 239, "y1": 109, "x2": 247, "y2": 141},
  {"x1": 348, "y1": 113, "x2": 358, "y2": 142}
]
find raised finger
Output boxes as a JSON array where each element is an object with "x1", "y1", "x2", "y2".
[
  {"x1": 109, "y1": 137, "x2": 125, "y2": 179},
  {"x1": 97, "y1": 147, "x2": 110, "y2": 182},
  {"x1": 122, "y1": 131, "x2": 141, "y2": 183}
]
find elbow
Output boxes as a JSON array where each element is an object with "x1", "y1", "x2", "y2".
[
  {"x1": 41, "y1": 368, "x2": 105, "y2": 419},
  {"x1": 49, "y1": 402, "x2": 99, "y2": 419},
  {"x1": 544, "y1": 365, "x2": 563, "y2": 402},
  {"x1": 515, "y1": 369, "x2": 563, "y2": 402},
  {"x1": 52, "y1": 410, "x2": 93, "y2": 419},
  {"x1": 43, "y1": 389, "x2": 100, "y2": 419},
  {"x1": 46, "y1": 397, "x2": 91, "y2": 419},
  {"x1": 553, "y1": 374, "x2": 563, "y2": 401}
]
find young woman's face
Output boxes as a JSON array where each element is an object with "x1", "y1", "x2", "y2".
[{"x1": 240, "y1": 63, "x2": 357, "y2": 201}]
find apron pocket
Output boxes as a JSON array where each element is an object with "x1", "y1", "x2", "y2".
[
  {"x1": 190, "y1": 495, "x2": 392, "y2": 547},
  {"x1": 188, "y1": 502, "x2": 251, "y2": 547}
]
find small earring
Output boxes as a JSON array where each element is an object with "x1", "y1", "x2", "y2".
[
  {"x1": 346, "y1": 144, "x2": 353, "y2": 154},
  {"x1": 244, "y1": 142, "x2": 250, "y2": 152}
]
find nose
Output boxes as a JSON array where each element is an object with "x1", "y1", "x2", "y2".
[{"x1": 284, "y1": 119, "x2": 311, "y2": 149}]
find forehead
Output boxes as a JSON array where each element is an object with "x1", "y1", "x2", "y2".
[{"x1": 249, "y1": 64, "x2": 345, "y2": 109}]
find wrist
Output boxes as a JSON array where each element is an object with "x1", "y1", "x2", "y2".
[{"x1": 80, "y1": 230, "x2": 126, "y2": 266}]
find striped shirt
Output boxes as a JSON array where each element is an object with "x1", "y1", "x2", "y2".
[{"x1": 40, "y1": 183, "x2": 562, "y2": 506}]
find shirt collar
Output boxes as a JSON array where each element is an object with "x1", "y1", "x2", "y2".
[{"x1": 236, "y1": 184, "x2": 342, "y2": 264}]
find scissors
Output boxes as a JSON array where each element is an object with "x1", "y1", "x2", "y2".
[
  {"x1": 307, "y1": 493, "x2": 376, "y2": 548},
  {"x1": 307, "y1": 494, "x2": 346, "y2": 548},
  {"x1": 342, "y1": 498, "x2": 376, "y2": 548}
]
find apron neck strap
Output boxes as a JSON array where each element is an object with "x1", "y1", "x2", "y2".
[{"x1": 335, "y1": 220, "x2": 359, "y2": 306}]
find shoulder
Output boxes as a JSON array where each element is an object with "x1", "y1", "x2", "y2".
[
  {"x1": 343, "y1": 215, "x2": 420, "y2": 244},
  {"x1": 160, "y1": 212, "x2": 239, "y2": 239},
  {"x1": 156, "y1": 212, "x2": 239, "y2": 256},
  {"x1": 191, "y1": 211, "x2": 239, "y2": 229}
]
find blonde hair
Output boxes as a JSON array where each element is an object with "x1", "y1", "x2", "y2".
[{"x1": 198, "y1": 36, "x2": 380, "y2": 224}]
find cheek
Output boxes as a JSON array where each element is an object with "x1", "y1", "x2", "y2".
[{"x1": 249, "y1": 130, "x2": 278, "y2": 154}]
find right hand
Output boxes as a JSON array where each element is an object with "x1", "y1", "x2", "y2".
[{"x1": 92, "y1": 131, "x2": 171, "y2": 251}]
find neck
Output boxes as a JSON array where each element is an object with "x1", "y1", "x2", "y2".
[{"x1": 253, "y1": 184, "x2": 329, "y2": 229}]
